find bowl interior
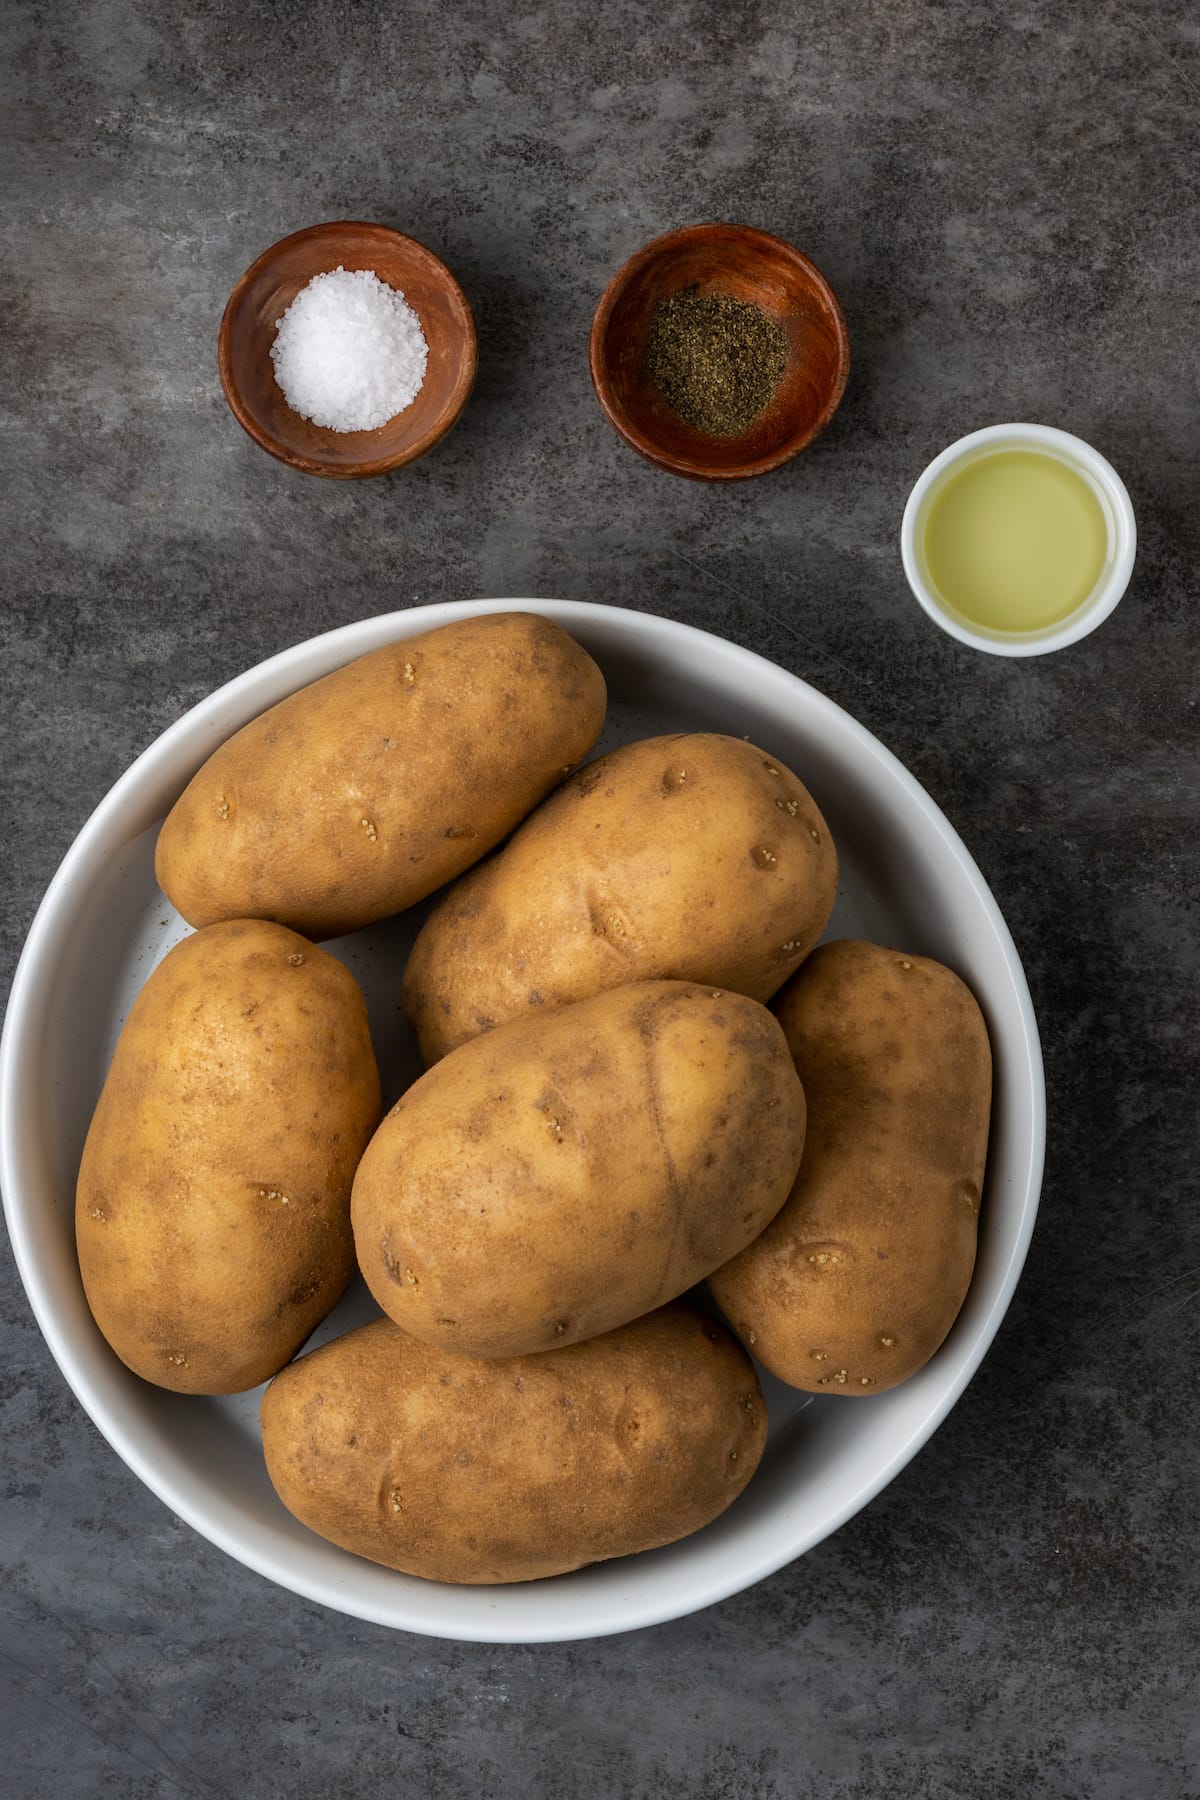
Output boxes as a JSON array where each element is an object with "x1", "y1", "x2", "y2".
[
  {"x1": 0, "y1": 600, "x2": 1042, "y2": 1642},
  {"x1": 219, "y1": 223, "x2": 476, "y2": 477},
  {"x1": 592, "y1": 227, "x2": 849, "y2": 477}
]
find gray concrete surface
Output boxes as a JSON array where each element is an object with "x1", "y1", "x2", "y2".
[{"x1": 3, "y1": 1, "x2": 1198, "y2": 1795}]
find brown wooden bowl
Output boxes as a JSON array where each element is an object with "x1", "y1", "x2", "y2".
[
  {"x1": 589, "y1": 223, "x2": 849, "y2": 482},
  {"x1": 218, "y1": 222, "x2": 477, "y2": 479}
]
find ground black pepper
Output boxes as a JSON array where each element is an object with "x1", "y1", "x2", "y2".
[{"x1": 643, "y1": 286, "x2": 788, "y2": 437}]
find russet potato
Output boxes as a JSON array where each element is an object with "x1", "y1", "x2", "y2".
[
  {"x1": 352, "y1": 980, "x2": 806, "y2": 1358},
  {"x1": 403, "y1": 731, "x2": 837, "y2": 1063},
  {"x1": 260, "y1": 1304, "x2": 767, "y2": 1583},
  {"x1": 76, "y1": 920, "x2": 380, "y2": 1394},
  {"x1": 155, "y1": 612, "x2": 606, "y2": 940},
  {"x1": 709, "y1": 939, "x2": 992, "y2": 1394}
]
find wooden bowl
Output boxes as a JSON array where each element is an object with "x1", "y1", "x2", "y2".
[
  {"x1": 218, "y1": 222, "x2": 477, "y2": 479},
  {"x1": 589, "y1": 223, "x2": 849, "y2": 482}
]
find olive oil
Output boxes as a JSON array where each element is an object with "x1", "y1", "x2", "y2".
[{"x1": 921, "y1": 449, "x2": 1109, "y2": 633}]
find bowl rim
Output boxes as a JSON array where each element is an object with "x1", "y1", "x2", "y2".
[
  {"x1": 588, "y1": 222, "x2": 851, "y2": 481},
  {"x1": 216, "y1": 220, "x2": 479, "y2": 480},
  {"x1": 899, "y1": 422, "x2": 1137, "y2": 657},
  {"x1": 0, "y1": 599, "x2": 1045, "y2": 1641}
]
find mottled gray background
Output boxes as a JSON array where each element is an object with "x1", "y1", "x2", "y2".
[{"x1": 3, "y1": 1, "x2": 1198, "y2": 1795}]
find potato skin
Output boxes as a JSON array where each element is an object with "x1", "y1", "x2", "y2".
[
  {"x1": 261, "y1": 1305, "x2": 766, "y2": 1583},
  {"x1": 155, "y1": 613, "x2": 606, "y2": 940},
  {"x1": 709, "y1": 940, "x2": 992, "y2": 1395},
  {"x1": 76, "y1": 920, "x2": 381, "y2": 1394},
  {"x1": 352, "y1": 980, "x2": 806, "y2": 1358},
  {"x1": 403, "y1": 732, "x2": 837, "y2": 1063}
]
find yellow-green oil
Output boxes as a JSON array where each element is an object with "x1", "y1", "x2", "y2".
[{"x1": 921, "y1": 448, "x2": 1110, "y2": 632}]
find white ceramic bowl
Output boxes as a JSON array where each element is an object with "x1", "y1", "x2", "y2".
[
  {"x1": 900, "y1": 423, "x2": 1136, "y2": 656},
  {"x1": 0, "y1": 600, "x2": 1044, "y2": 1642}
]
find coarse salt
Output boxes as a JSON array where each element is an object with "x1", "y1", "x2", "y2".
[{"x1": 270, "y1": 266, "x2": 429, "y2": 432}]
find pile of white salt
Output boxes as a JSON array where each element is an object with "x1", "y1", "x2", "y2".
[{"x1": 270, "y1": 266, "x2": 429, "y2": 432}]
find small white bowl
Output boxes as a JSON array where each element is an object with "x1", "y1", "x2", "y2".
[
  {"x1": 901, "y1": 423, "x2": 1136, "y2": 657},
  {"x1": 0, "y1": 600, "x2": 1045, "y2": 1642}
]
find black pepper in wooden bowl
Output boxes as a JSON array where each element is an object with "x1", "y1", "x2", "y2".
[
  {"x1": 589, "y1": 222, "x2": 850, "y2": 482},
  {"x1": 643, "y1": 287, "x2": 789, "y2": 437}
]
